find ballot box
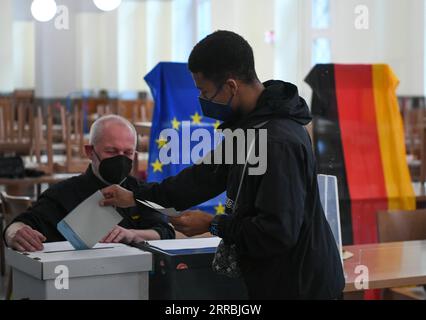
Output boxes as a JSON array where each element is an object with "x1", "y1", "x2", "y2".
[
  {"x1": 6, "y1": 241, "x2": 152, "y2": 300},
  {"x1": 134, "y1": 237, "x2": 248, "y2": 300}
]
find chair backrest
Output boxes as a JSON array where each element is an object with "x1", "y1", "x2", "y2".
[
  {"x1": 0, "y1": 97, "x2": 14, "y2": 143},
  {"x1": 13, "y1": 89, "x2": 34, "y2": 101},
  {"x1": 317, "y1": 174, "x2": 343, "y2": 259},
  {"x1": 0, "y1": 96, "x2": 34, "y2": 158},
  {"x1": 377, "y1": 209, "x2": 426, "y2": 243},
  {"x1": 32, "y1": 105, "x2": 54, "y2": 174},
  {"x1": 0, "y1": 192, "x2": 32, "y2": 226}
]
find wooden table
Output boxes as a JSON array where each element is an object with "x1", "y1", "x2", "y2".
[
  {"x1": 0, "y1": 173, "x2": 78, "y2": 197},
  {"x1": 344, "y1": 240, "x2": 426, "y2": 293}
]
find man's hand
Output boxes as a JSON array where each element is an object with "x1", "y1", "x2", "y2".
[
  {"x1": 99, "y1": 185, "x2": 136, "y2": 208},
  {"x1": 169, "y1": 210, "x2": 214, "y2": 237},
  {"x1": 5, "y1": 223, "x2": 46, "y2": 252},
  {"x1": 100, "y1": 226, "x2": 136, "y2": 244}
]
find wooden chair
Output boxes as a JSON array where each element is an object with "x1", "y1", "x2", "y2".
[
  {"x1": 32, "y1": 106, "x2": 54, "y2": 174},
  {"x1": 400, "y1": 98, "x2": 426, "y2": 186},
  {"x1": 85, "y1": 97, "x2": 116, "y2": 129},
  {"x1": 0, "y1": 192, "x2": 32, "y2": 234},
  {"x1": 377, "y1": 210, "x2": 426, "y2": 299},
  {"x1": 117, "y1": 99, "x2": 153, "y2": 123},
  {"x1": 0, "y1": 97, "x2": 33, "y2": 156},
  {"x1": 53, "y1": 104, "x2": 90, "y2": 174},
  {"x1": 13, "y1": 90, "x2": 35, "y2": 144},
  {"x1": 13, "y1": 90, "x2": 34, "y2": 104},
  {"x1": 377, "y1": 210, "x2": 426, "y2": 243},
  {"x1": 0, "y1": 192, "x2": 32, "y2": 300}
]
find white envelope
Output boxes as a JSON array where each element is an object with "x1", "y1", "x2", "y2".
[{"x1": 57, "y1": 191, "x2": 123, "y2": 250}]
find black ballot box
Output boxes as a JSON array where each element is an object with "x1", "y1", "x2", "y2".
[{"x1": 133, "y1": 238, "x2": 248, "y2": 300}]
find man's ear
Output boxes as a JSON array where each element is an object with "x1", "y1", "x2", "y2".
[
  {"x1": 226, "y1": 79, "x2": 238, "y2": 95},
  {"x1": 84, "y1": 145, "x2": 93, "y2": 159}
]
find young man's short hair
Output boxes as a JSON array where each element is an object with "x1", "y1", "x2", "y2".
[{"x1": 188, "y1": 30, "x2": 259, "y2": 85}]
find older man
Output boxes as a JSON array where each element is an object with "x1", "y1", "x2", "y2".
[{"x1": 3, "y1": 115, "x2": 175, "y2": 252}]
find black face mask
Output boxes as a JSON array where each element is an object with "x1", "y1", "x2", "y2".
[{"x1": 93, "y1": 150, "x2": 133, "y2": 185}]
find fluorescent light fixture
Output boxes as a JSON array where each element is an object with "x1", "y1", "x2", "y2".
[{"x1": 93, "y1": 0, "x2": 122, "y2": 12}]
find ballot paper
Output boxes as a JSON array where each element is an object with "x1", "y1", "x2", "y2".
[
  {"x1": 136, "y1": 199, "x2": 183, "y2": 217},
  {"x1": 147, "y1": 237, "x2": 221, "y2": 251},
  {"x1": 57, "y1": 191, "x2": 123, "y2": 250}
]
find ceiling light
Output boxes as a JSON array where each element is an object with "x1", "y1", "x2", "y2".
[{"x1": 93, "y1": 0, "x2": 122, "y2": 12}]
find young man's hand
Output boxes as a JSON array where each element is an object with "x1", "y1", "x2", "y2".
[
  {"x1": 6, "y1": 222, "x2": 46, "y2": 252},
  {"x1": 100, "y1": 185, "x2": 136, "y2": 208},
  {"x1": 100, "y1": 226, "x2": 136, "y2": 244},
  {"x1": 169, "y1": 210, "x2": 214, "y2": 237}
]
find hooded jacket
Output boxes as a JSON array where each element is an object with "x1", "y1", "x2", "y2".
[{"x1": 137, "y1": 80, "x2": 345, "y2": 299}]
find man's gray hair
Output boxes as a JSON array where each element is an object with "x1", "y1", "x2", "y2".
[{"x1": 89, "y1": 115, "x2": 137, "y2": 147}]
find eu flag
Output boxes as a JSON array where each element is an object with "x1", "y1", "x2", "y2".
[{"x1": 144, "y1": 62, "x2": 226, "y2": 215}]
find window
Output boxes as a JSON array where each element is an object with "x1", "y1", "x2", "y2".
[
  {"x1": 311, "y1": 0, "x2": 332, "y2": 65},
  {"x1": 312, "y1": 37, "x2": 331, "y2": 65},
  {"x1": 312, "y1": 0, "x2": 330, "y2": 29},
  {"x1": 196, "y1": 0, "x2": 211, "y2": 41}
]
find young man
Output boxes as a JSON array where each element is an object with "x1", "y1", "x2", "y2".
[
  {"x1": 4, "y1": 115, "x2": 175, "y2": 252},
  {"x1": 101, "y1": 31, "x2": 345, "y2": 299}
]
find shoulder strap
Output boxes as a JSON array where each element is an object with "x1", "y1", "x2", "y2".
[{"x1": 232, "y1": 120, "x2": 269, "y2": 214}]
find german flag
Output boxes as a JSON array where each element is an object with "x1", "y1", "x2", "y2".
[{"x1": 306, "y1": 64, "x2": 415, "y2": 245}]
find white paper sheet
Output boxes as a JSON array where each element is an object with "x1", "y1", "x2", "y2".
[
  {"x1": 136, "y1": 199, "x2": 183, "y2": 217},
  {"x1": 57, "y1": 191, "x2": 123, "y2": 249},
  {"x1": 147, "y1": 237, "x2": 221, "y2": 251}
]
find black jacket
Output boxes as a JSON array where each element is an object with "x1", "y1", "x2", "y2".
[
  {"x1": 4, "y1": 166, "x2": 175, "y2": 242},
  {"x1": 136, "y1": 80, "x2": 345, "y2": 299}
]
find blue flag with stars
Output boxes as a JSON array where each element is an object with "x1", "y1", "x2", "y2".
[{"x1": 144, "y1": 62, "x2": 226, "y2": 215}]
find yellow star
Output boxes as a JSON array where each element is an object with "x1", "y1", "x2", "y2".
[
  {"x1": 151, "y1": 159, "x2": 164, "y2": 173},
  {"x1": 156, "y1": 136, "x2": 168, "y2": 149},
  {"x1": 171, "y1": 117, "x2": 181, "y2": 130},
  {"x1": 191, "y1": 112, "x2": 203, "y2": 125},
  {"x1": 215, "y1": 202, "x2": 225, "y2": 215},
  {"x1": 213, "y1": 120, "x2": 221, "y2": 130}
]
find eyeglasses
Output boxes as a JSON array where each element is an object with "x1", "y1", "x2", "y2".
[{"x1": 200, "y1": 84, "x2": 224, "y2": 101}]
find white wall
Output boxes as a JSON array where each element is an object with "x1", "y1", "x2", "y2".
[
  {"x1": 145, "y1": 0, "x2": 173, "y2": 74},
  {"x1": 78, "y1": 0, "x2": 174, "y2": 94},
  {"x1": 1, "y1": 0, "x2": 35, "y2": 92},
  {"x1": 117, "y1": 1, "x2": 148, "y2": 92},
  {"x1": 172, "y1": 0, "x2": 197, "y2": 62},
  {"x1": 34, "y1": 0, "x2": 78, "y2": 98},
  {"x1": 272, "y1": 0, "x2": 426, "y2": 99},
  {"x1": 1, "y1": 0, "x2": 425, "y2": 98},
  {"x1": 328, "y1": 0, "x2": 425, "y2": 96},
  {"x1": 97, "y1": 10, "x2": 119, "y2": 92},
  {"x1": 76, "y1": 12, "x2": 102, "y2": 92},
  {"x1": 0, "y1": 0, "x2": 14, "y2": 93},
  {"x1": 211, "y1": 0, "x2": 275, "y2": 83},
  {"x1": 274, "y1": 0, "x2": 310, "y2": 98},
  {"x1": 13, "y1": 21, "x2": 35, "y2": 89}
]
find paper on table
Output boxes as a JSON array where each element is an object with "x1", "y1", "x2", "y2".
[
  {"x1": 147, "y1": 237, "x2": 221, "y2": 251},
  {"x1": 57, "y1": 191, "x2": 123, "y2": 250},
  {"x1": 136, "y1": 199, "x2": 183, "y2": 217}
]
